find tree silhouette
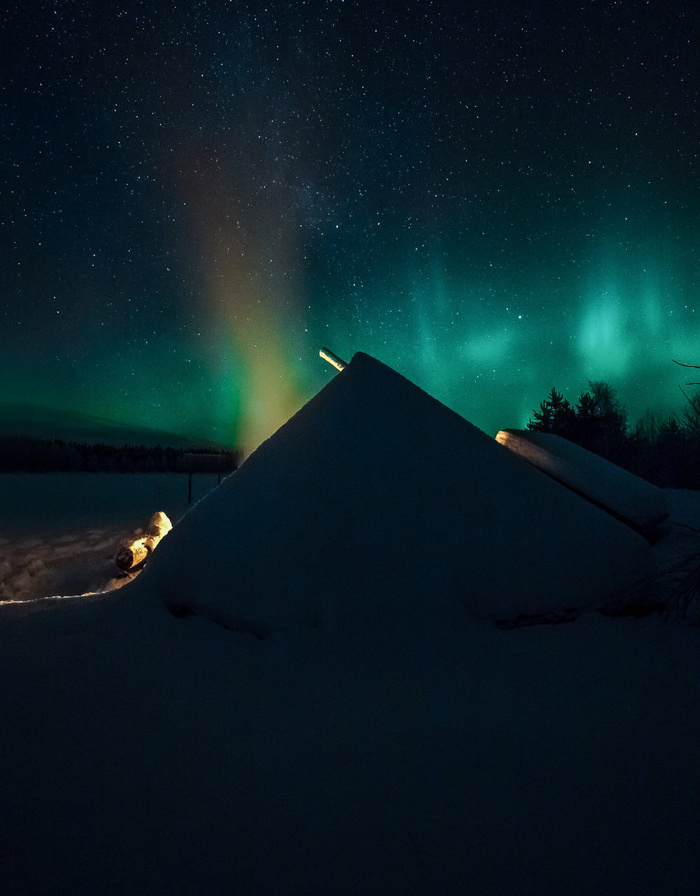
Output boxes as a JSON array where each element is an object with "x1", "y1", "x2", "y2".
[
  {"x1": 527, "y1": 381, "x2": 628, "y2": 458},
  {"x1": 527, "y1": 387, "x2": 576, "y2": 434}
]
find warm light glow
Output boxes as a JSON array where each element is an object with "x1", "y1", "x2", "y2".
[{"x1": 175, "y1": 152, "x2": 310, "y2": 453}]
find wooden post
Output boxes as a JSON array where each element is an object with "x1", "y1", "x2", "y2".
[{"x1": 183, "y1": 452, "x2": 229, "y2": 503}]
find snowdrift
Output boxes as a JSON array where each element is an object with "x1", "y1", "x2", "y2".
[{"x1": 135, "y1": 352, "x2": 652, "y2": 633}]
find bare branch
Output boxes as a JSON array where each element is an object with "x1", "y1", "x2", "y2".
[{"x1": 672, "y1": 359, "x2": 700, "y2": 371}]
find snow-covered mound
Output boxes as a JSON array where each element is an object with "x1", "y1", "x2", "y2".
[{"x1": 134, "y1": 352, "x2": 652, "y2": 633}]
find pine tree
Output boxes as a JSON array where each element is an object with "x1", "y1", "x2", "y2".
[{"x1": 527, "y1": 387, "x2": 576, "y2": 434}]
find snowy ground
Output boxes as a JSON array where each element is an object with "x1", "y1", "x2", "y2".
[
  {"x1": 0, "y1": 473, "x2": 224, "y2": 602},
  {"x1": 1, "y1": 578, "x2": 699, "y2": 895}
]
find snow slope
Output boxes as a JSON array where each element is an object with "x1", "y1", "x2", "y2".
[{"x1": 0, "y1": 474, "x2": 222, "y2": 603}]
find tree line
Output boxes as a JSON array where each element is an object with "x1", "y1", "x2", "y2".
[
  {"x1": 527, "y1": 381, "x2": 700, "y2": 488},
  {"x1": 0, "y1": 435, "x2": 242, "y2": 474}
]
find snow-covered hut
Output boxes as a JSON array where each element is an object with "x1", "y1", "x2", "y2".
[{"x1": 135, "y1": 352, "x2": 653, "y2": 633}]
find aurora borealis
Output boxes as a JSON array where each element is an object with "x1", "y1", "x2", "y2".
[{"x1": 2, "y1": 1, "x2": 698, "y2": 452}]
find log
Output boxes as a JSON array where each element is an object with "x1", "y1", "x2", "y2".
[
  {"x1": 146, "y1": 511, "x2": 172, "y2": 539},
  {"x1": 116, "y1": 536, "x2": 154, "y2": 571},
  {"x1": 115, "y1": 511, "x2": 172, "y2": 572}
]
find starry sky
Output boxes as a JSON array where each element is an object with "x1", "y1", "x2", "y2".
[{"x1": 2, "y1": 0, "x2": 699, "y2": 452}]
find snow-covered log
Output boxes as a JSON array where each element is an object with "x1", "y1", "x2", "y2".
[
  {"x1": 146, "y1": 511, "x2": 172, "y2": 539},
  {"x1": 115, "y1": 511, "x2": 172, "y2": 571}
]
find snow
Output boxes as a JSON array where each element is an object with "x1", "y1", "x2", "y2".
[
  {"x1": 0, "y1": 475, "x2": 221, "y2": 602},
  {"x1": 496, "y1": 429, "x2": 669, "y2": 535},
  {"x1": 135, "y1": 353, "x2": 653, "y2": 633},
  {"x1": 1, "y1": 596, "x2": 699, "y2": 895},
  {"x1": 1, "y1": 353, "x2": 699, "y2": 894},
  {"x1": 0, "y1": 471, "x2": 221, "y2": 534}
]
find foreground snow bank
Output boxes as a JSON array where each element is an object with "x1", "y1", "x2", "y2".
[{"x1": 0, "y1": 592, "x2": 698, "y2": 896}]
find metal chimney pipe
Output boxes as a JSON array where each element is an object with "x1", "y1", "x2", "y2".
[{"x1": 319, "y1": 347, "x2": 348, "y2": 371}]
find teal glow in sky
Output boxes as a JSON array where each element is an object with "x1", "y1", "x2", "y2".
[{"x1": 2, "y1": 1, "x2": 698, "y2": 451}]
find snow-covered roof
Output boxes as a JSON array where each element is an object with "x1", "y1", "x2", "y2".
[
  {"x1": 496, "y1": 429, "x2": 668, "y2": 538},
  {"x1": 134, "y1": 352, "x2": 653, "y2": 633}
]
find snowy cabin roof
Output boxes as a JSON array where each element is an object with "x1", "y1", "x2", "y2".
[
  {"x1": 134, "y1": 352, "x2": 653, "y2": 635},
  {"x1": 496, "y1": 429, "x2": 668, "y2": 539}
]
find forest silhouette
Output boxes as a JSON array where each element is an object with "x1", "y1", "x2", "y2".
[
  {"x1": 0, "y1": 436, "x2": 241, "y2": 474},
  {"x1": 527, "y1": 381, "x2": 700, "y2": 488},
  {"x1": 2, "y1": 380, "x2": 699, "y2": 488}
]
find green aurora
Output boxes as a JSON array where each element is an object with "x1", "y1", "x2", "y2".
[{"x1": 2, "y1": 2, "x2": 698, "y2": 452}]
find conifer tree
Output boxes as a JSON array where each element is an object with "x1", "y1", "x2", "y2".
[{"x1": 527, "y1": 387, "x2": 575, "y2": 434}]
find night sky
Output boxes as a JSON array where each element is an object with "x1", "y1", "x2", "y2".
[{"x1": 2, "y1": 1, "x2": 698, "y2": 452}]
